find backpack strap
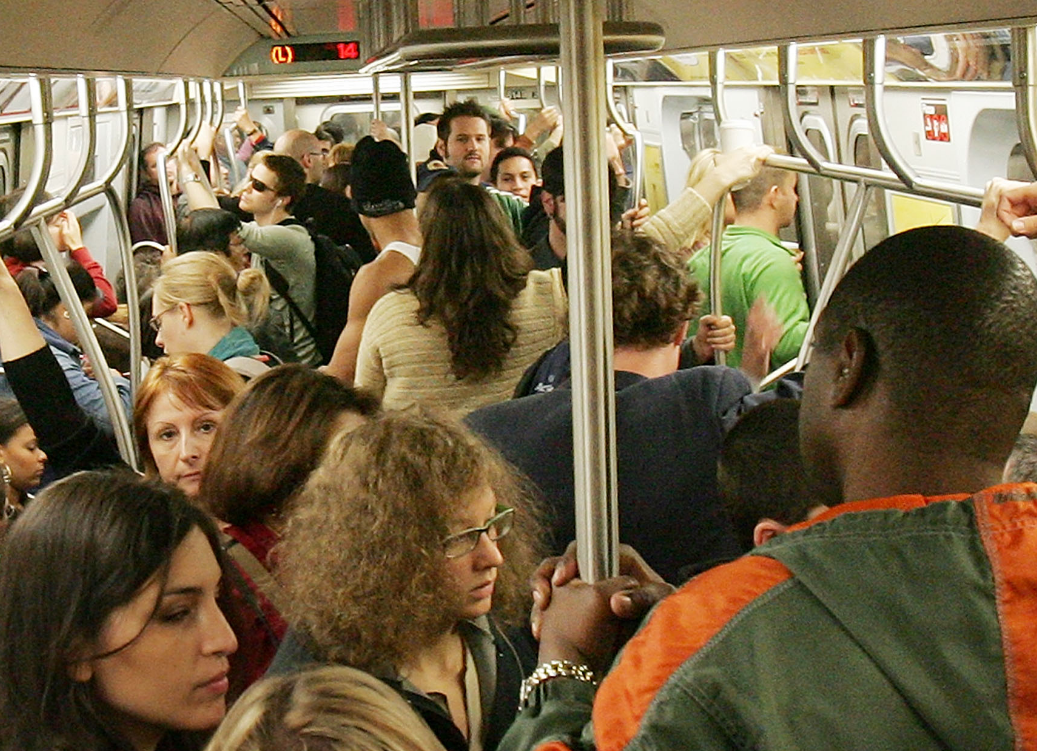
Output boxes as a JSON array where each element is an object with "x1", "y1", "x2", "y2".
[
  {"x1": 221, "y1": 533, "x2": 288, "y2": 616},
  {"x1": 224, "y1": 356, "x2": 272, "y2": 380},
  {"x1": 263, "y1": 259, "x2": 321, "y2": 346}
]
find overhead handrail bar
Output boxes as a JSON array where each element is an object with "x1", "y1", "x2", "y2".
[
  {"x1": 201, "y1": 80, "x2": 214, "y2": 131},
  {"x1": 1012, "y1": 26, "x2": 1037, "y2": 179},
  {"x1": 863, "y1": 36, "x2": 983, "y2": 205},
  {"x1": 0, "y1": 76, "x2": 52, "y2": 244},
  {"x1": 213, "y1": 80, "x2": 225, "y2": 130},
  {"x1": 166, "y1": 79, "x2": 190, "y2": 154},
  {"x1": 707, "y1": 195, "x2": 728, "y2": 367},
  {"x1": 183, "y1": 80, "x2": 205, "y2": 149},
  {"x1": 708, "y1": 49, "x2": 729, "y2": 123},
  {"x1": 606, "y1": 60, "x2": 644, "y2": 207},
  {"x1": 497, "y1": 68, "x2": 507, "y2": 102},
  {"x1": 778, "y1": 45, "x2": 825, "y2": 173},
  {"x1": 77, "y1": 77, "x2": 133, "y2": 200},
  {"x1": 794, "y1": 181, "x2": 870, "y2": 371},
  {"x1": 401, "y1": 72, "x2": 416, "y2": 181},
  {"x1": 372, "y1": 73, "x2": 382, "y2": 120},
  {"x1": 561, "y1": 0, "x2": 619, "y2": 583},
  {"x1": 30, "y1": 221, "x2": 138, "y2": 468},
  {"x1": 537, "y1": 65, "x2": 551, "y2": 107}
]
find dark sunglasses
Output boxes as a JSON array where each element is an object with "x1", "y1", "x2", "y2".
[{"x1": 250, "y1": 177, "x2": 274, "y2": 193}]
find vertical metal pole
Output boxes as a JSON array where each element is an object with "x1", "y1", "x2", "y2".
[
  {"x1": 1012, "y1": 27, "x2": 1037, "y2": 179},
  {"x1": 400, "y1": 72, "x2": 416, "y2": 181},
  {"x1": 157, "y1": 150, "x2": 178, "y2": 255},
  {"x1": 709, "y1": 49, "x2": 728, "y2": 123},
  {"x1": 213, "y1": 80, "x2": 226, "y2": 129},
  {"x1": 105, "y1": 182, "x2": 142, "y2": 400},
  {"x1": 605, "y1": 61, "x2": 644, "y2": 207},
  {"x1": 509, "y1": 0, "x2": 525, "y2": 23},
  {"x1": 31, "y1": 221, "x2": 138, "y2": 467},
  {"x1": 372, "y1": 74, "x2": 382, "y2": 121},
  {"x1": 237, "y1": 81, "x2": 248, "y2": 109},
  {"x1": 708, "y1": 196, "x2": 727, "y2": 366},
  {"x1": 794, "y1": 182, "x2": 869, "y2": 370},
  {"x1": 538, "y1": 66, "x2": 550, "y2": 108},
  {"x1": 865, "y1": 36, "x2": 918, "y2": 190},
  {"x1": 560, "y1": 0, "x2": 618, "y2": 583}
]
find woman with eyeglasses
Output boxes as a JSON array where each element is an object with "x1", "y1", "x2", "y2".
[
  {"x1": 276, "y1": 409, "x2": 545, "y2": 751},
  {"x1": 178, "y1": 145, "x2": 321, "y2": 367}
]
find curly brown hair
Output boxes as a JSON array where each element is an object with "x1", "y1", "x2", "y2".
[
  {"x1": 411, "y1": 177, "x2": 533, "y2": 380},
  {"x1": 279, "y1": 408, "x2": 544, "y2": 674}
]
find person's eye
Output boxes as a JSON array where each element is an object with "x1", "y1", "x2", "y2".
[
  {"x1": 156, "y1": 429, "x2": 177, "y2": 442},
  {"x1": 197, "y1": 421, "x2": 219, "y2": 434},
  {"x1": 158, "y1": 607, "x2": 192, "y2": 624}
]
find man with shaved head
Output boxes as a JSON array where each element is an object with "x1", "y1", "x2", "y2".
[{"x1": 274, "y1": 128, "x2": 375, "y2": 263}]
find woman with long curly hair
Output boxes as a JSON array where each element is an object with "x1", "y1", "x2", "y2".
[
  {"x1": 276, "y1": 409, "x2": 544, "y2": 751},
  {"x1": 355, "y1": 177, "x2": 567, "y2": 414}
]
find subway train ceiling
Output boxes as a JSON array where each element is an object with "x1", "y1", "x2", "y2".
[{"x1": 5, "y1": 0, "x2": 1037, "y2": 78}]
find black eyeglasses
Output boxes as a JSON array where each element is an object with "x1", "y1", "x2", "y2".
[
  {"x1": 250, "y1": 177, "x2": 274, "y2": 193},
  {"x1": 148, "y1": 306, "x2": 176, "y2": 333},
  {"x1": 441, "y1": 506, "x2": 514, "y2": 559}
]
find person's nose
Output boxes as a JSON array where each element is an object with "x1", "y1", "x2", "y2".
[
  {"x1": 202, "y1": 599, "x2": 239, "y2": 657},
  {"x1": 472, "y1": 531, "x2": 504, "y2": 568},
  {"x1": 178, "y1": 431, "x2": 202, "y2": 464}
]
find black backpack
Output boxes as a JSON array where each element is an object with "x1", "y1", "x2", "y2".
[{"x1": 265, "y1": 220, "x2": 364, "y2": 365}]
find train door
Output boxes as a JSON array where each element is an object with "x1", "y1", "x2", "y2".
[{"x1": 846, "y1": 114, "x2": 890, "y2": 253}]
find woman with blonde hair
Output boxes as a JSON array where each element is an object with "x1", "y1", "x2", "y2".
[
  {"x1": 206, "y1": 666, "x2": 447, "y2": 751},
  {"x1": 277, "y1": 409, "x2": 544, "y2": 751},
  {"x1": 151, "y1": 252, "x2": 270, "y2": 364}
]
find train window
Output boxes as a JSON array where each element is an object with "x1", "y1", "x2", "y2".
[
  {"x1": 678, "y1": 108, "x2": 717, "y2": 161},
  {"x1": 886, "y1": 30, "x2": 1011, "y2": 83},
  {"x1": 1007, "y1": 143, "x2": 1037, "y2": 183},
  {"x1": 800, "y1": 121, "x2": 840, "y2": 288},
  {"x1": 851, "y1": 127, "x2": 890, "y2": 249}
]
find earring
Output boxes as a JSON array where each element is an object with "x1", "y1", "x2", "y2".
[
  {"x1": 1, "y1": 463, "x2": 10, "y2": 487},
  {"x1": 839, "y1": 367, "x2": 850, "y2": 378}
]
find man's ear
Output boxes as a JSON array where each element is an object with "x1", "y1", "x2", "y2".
[
  {"x1": 435, "y1": 139, "x2": 447, "y2": 160},
  {"x1": 831, "y1": 327, "x2": 872, "y2": 408},
  {"x1": 753, "y1": 518, "x2": 789, "y2": 547}
]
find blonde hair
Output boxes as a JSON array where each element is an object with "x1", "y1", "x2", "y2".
[
  {"x1": 205, "y1": 666, "x2": 447, "y2": 751},
  {"x1": 154, "y1": 252, "x2": 269, "y2": 329}
]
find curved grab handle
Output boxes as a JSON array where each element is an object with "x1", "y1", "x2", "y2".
[{"x1": 0, "y1": 76, "x2": 53, "y2": 243}]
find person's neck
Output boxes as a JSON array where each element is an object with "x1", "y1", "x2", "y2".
[
  {"x1": 370, "y1": 211, "x2": 422, "y2": 249},
  {"x1": 254, "y1": 207, "x2": 290, "y2": 227},
  {"x1": 196, "y1": 320, "x2": 235, "y2": 355},
  {"x1": 401, "y1": 628, "x2": 464, "y2": 685},
  {"x1": 732, "y1": 212, "x2": 781, "y2": 238},
  {"x1": 3, "y1": 483, "x2": 23, "y2": 515},
  {"x1": 613, "y1": 344, "x2": 680, "y2": 380}
]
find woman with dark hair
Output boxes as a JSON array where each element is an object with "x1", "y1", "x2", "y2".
[
  {"x1": 197, "y1": 364, "x2": 379, "y2": 684},
  {"x1": 15, "y1": 263, "x2": 132, "y2": 434},
  {"x1": 355, "y1": 177, "x2": 567, "y2": 414},
  {"x1": 176, "y1": 208, "x2": 251, "y2": 271},
  {"x1": 0, "y1": 399, "x2": 46, "y2": 520},
  {"x1": 133, "y1": 353, "x2": 245, "y2": 497},
  {"x1": 277, "y1": 409, "x2": 544, "y2": 751},
  {"x1": 0, "y1": 470, "x2": 238, "y2": 751}
]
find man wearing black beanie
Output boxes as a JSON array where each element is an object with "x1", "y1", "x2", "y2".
[{"x1": 323, "y1": 136, "x2": 422, "y2": 384}]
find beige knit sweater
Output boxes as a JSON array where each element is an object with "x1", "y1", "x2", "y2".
[{"x1": 355, "y1": 268, "x2": 568, "y2": 415}]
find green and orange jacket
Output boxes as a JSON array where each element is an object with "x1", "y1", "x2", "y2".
[{"x1": 501, "y1": 484, "x2": 1037, "y2": 751}]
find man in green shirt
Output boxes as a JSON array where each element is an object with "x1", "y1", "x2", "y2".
[{"x1": 689, "y1": 166, "x2": 808, "y2": 369}]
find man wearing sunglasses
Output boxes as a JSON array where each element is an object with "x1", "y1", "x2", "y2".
[
  {"x1": 273, "y1": 129, "x2": 375, "y2": 264},
  {"x1": 179, "y1": 145, "x2": 321, "y2": 367}
]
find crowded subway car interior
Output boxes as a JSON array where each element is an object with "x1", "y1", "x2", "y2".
[{"x1": 2, "y1": 0, "x2": 1037, "y2": 749}]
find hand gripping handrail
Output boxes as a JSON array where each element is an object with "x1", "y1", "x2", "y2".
[
  {"x1": 707, "y1": 195, "x2": 728, "y2": 367},
  {"x1": 0, "y1": 76, "x2": 52, "y2": 245},
  {"x1": 606, "y1": 60, "x2": 644, "y2": 207},
  {"x1": 31, "y1": 220, "x2": 138, "y2": 468}
]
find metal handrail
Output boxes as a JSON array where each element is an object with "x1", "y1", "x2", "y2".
[
  {"x1": 237, "y1": 81, "x2": 248, "y2": 109},
  {"x1": 157, "y1": 149, "x2": 178, "y2": 256},
  {"x1": 708, "y1": 48, "x2": 729, "y2": 123},
  {"x1": 373, "y1": 73, "x2": 382, "y2": 120},
  {"x1": 213, "y1": 80, "x2": 226, "y2": 130},
  {"x1": 538, "y1": 65, "x2": 551, "y2": 107},
  {"x1": 794, "y1": 182, "x2": 870, "y2": 371},
  {"x1": 561, "y1": 0, "x2": 619, "y2": 583},
  {"x1": 166, "y1": 79, "x2": 190, "y2": 154},
  {"x1": 0, "y1": 76, "x2": 52, "y2": 244},
  {"x1": 79, "y1": 77, "x2": 133, "y2": 197},
  {"x1": 30, "y1": 220, "x2": 137, "y2": 467},
  {"x1": 1013, "y1": 26, "x2": 1037, "y2": 179},
  {"x1": 183, "y1": 80, "x2": 205, "y2": 148},
  {"x1": 606, "y1": 60, "x2": 644, "y2": 207},
  {"x1": 707, "y1": 193, "x2": 728, "y2": 367},
  {"x1": 863, "y1": 36, "x2": 983, "y2": 206},
  {"x1": 106, "y1": 183, "x2": 143, "y2": 400},
  {"x1": 401, "y1": 72, "x2": 416, "y2": 180}
]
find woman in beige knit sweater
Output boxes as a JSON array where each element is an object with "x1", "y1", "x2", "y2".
[{"x1": 355, "y1": 177, "x2": 566, "y2": 415}]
